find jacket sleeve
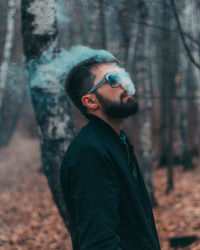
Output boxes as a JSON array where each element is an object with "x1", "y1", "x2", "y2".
[{"x1": 69, "y1": 143, "x2": 122, "y2": 250}]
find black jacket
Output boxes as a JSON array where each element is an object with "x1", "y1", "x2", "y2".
[{"x1": 60, "y1": 114, "x2": 161, "y2": 250}]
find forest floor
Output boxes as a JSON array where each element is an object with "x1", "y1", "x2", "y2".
[{"x1": 0, "y1": 131, "x2": 200, "y2": 250}]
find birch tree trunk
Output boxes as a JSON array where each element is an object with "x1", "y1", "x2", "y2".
[
  {"x1": 0, "y1": 0, "x2": 16, "y2": 109},
  {"x1": 134, "y1": 1, "x2": 156, "y2": 206},
  {"x1": 0, "y1": 0, "x2": 26, "y2": 148},
  {"x1": 21, "y1": 0, "x2": 75, "y2": 228}
]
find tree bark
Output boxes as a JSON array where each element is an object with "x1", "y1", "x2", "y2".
[
  {"x1": 118, "y1": 0, "x2": 132, "y2": 64},
  {"x1": 0, "y1": 0, "x2": 26, "y2": 148},
  {"x1": 159, "y1": 0, "x2": 175, "y2": 193},
  {"x1": 192, "y1": 65, "x2": 200, "y2": 156},
  {"x1": 21, "y1": 0, "x2": 75, "y2": 228},
  {"x1": 99, "y1": 0, "x2": 107, "y2": 49},
  {"x1": 134, "y1": 1, "x2": 157, "y2": 206},
  {"x1": 185, "y1": 1, "x2": 200, "y2": 157},
  {"x1": 0, "y1": 65, "x2": 27, "y2": 148},
  {"x1": 176, "y1": 1, "x2": 194, "y2": 170},
  {"x1": 0, "y1": 0, "x2": 17, "y2": 109}
]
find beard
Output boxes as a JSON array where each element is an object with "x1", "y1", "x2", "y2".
[{"x1": 95, "y1": 91, "x2": 139, "y2": 118}]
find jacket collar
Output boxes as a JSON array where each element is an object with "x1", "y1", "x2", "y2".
[{"x1": 86, "y1": 114, "x2": 129, "y2": 147}]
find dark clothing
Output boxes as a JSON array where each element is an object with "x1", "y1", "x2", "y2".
[{"x1": 60, "y1": 114, "x2": 160, "y2": 250}]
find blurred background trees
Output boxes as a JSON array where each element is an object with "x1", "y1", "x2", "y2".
[{"x1": 0, "y1": 0, "x2": 200, "y2": 225}]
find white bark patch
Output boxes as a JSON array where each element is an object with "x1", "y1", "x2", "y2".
[
  {"x1": 27, "y1": 0, "x2": 56, "y2": 35},
  {"x1": 47, "y1": 115, "x2": 71, "y2": 139}
]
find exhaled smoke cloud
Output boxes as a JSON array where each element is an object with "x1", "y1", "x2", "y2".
[
  {"x1": 1, "y1": 45, "x2": 134, "y2": 100},
  {"x1": 118, "y1": 68, "x2": 136, "y2": 95},
  {"x1": 29, "y1": 45, "x2": 117, "y2": 92}
]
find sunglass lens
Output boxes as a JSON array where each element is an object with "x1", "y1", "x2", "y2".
[{"x1": 107, "y1": 73, "x2": 121, "y2": 88}]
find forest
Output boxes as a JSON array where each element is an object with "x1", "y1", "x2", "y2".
[{"x1": 0, "y1": 0, "x2": 200, "y2": 249}]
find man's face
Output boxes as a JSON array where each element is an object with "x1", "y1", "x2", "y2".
[{"x1": 91, "y1": 63, "x2": 139, "y2": 118}]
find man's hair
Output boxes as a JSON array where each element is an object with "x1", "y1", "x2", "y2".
[{"x1": 65, "y1": 57, "x2": 118, "y2": 115}]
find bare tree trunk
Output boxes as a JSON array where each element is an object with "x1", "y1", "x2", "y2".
[
  {"x1": 134, "y1": 1, "x2": 156, "y2": 206},
  {"x1": 158, "y1": 0, "x2": 175, "y2": 193},
  {"x1": 192, "y1": 66, "x2": 200, "y2": 156},
  {"x1": 159, "y1": 0, "x2": 171, "y2": 168},
  {"x1": 177, "y1": 59, "x2": 194, "y2": 170},
  {"x1": 79, "y1": 0, "x2": 90, "y2": 45},
  {"x1": 21, "y1": 0, "x2": 75, "y2": 228},
  {"x1": 99, "y1": 0, "x2": 107, "y2": 49},
  {"x1": 0, "y1": 0, "x2": 26, "y2": 148},
  {"x1": 0, "y1": 65, "x2": 27, "y2": 148},
  {"x1": 186, "y1": 2, "x2": 200, "y2": 157},
  {"x1": 126, "y1": 21, "x2": 139, "y2": 73},
  {"x1": 118, "y1": 0, "x2": 133, "y2": 66},
  {"x1": 176, "y1": 1, "x2": 194, "y2": 170},
  {"x1": 0, "y1": 0, "x2": 16, "y2": 109}
]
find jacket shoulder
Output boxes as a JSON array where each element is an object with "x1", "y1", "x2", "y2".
[
  {"x1": 62, "y1": 123, "x2": 105, "y2": 166},
  {"x1": 71, "y1": 123, "x2": 103, "y2": 148}
]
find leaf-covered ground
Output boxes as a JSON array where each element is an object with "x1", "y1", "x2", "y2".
[{"x1": 0, "y1": 132, "x2": 200, "y2": 249}]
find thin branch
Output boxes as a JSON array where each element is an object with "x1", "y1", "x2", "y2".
[
  {"x1": 170, "y1": 0, "x2": 200, "y2": 70},
  {"x1": 137, "y1": 95, "x2": 200, "y2": 100},
  {"x1": 131, "y1": 18, "x2": 199, "y2": 46}
]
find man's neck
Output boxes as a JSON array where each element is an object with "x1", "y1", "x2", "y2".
[{"x1": 91, "y1": 112, "x2": 124, "y2": 135}]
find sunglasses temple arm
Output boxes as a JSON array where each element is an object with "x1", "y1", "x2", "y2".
[{"x1": 87, "y1": 77, "x2": 106, "y2": 94}]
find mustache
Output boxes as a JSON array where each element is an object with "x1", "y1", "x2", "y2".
[
  {"x1": 121, "y1": 91, "x2": 133, "y2": 99},
  {"x1": 120, "y1": 92, "x2": 136, "y2": 103},
  {"x1": 121, "y1": 91, "x2": 128, "y2": 99}
]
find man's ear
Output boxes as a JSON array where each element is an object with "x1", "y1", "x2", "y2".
[{"x1": 81, "y1": 94, "x2": 98, "y2": 110}]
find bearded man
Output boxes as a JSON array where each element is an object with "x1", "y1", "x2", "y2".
[{"x1": 60, "y1": 55, "x2": 160, "y2": 250}]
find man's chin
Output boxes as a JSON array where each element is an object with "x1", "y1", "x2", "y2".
[
  {"x1": 95, "y1": 91, "x2": 139, "y2": 118},
  {"x1": 120, "y1": 100, "x2": 139, "y2": 118},
  {"x1": 104, "y1": 103, "x2": 139, "y2": 118}
]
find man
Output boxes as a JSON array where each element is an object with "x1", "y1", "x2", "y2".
[{"x1": 60, "y1": 55, "x2": 160, "y2": 250}]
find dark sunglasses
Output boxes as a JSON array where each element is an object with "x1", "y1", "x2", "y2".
[{"x1": 87, "y1": 72, "x2": 122, "y2": 94}]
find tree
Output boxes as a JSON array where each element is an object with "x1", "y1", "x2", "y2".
[
  {"x1": 182, "y1": 0, "x2": 200, "y2": 158},
  {"x1": 175, "y1": 0, "x2": 194, "y2": 170},
  {"x1": 158, "y1": 0, "x2": 176, "y2": 193},
  {"x1": 0, "y1": 0, "x2": 17, "y2": 109},
  {"x1": 0, "y1": 0, "x2": 27, "y2": 148},
  {"x1": 134, "y1": 0, "x2": 156, "y2": 205},
  {"x1": 99, "y1": 0, "x2": 107, "y2": 49},
  {"x1": 118, "y1": 0, "x2": 133, "y2": 65},
  {"x1": 21, "y1": 0, "x2": 75, "y2": 227}
]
